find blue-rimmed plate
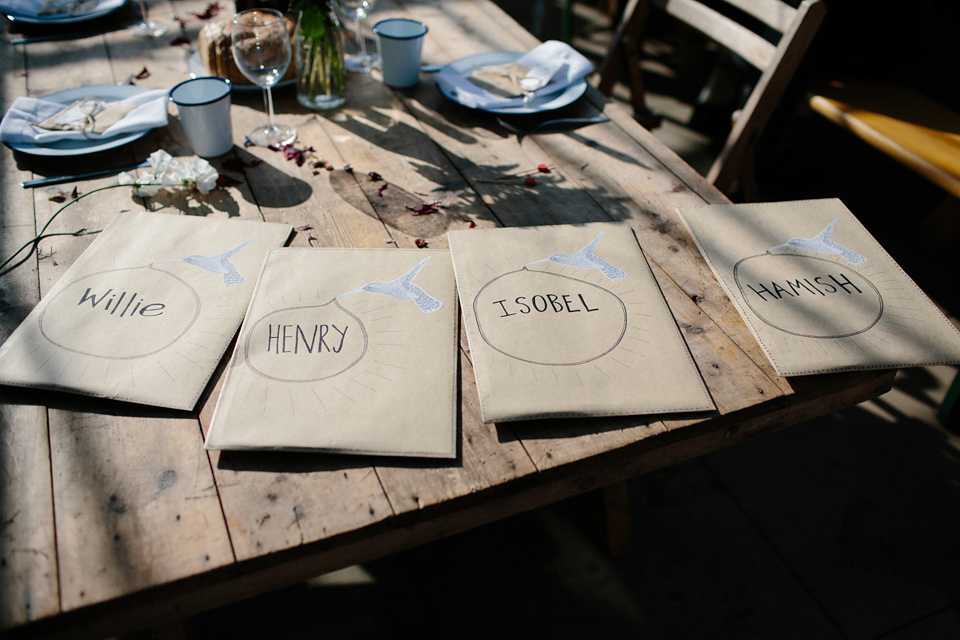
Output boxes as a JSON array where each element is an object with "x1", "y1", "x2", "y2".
[
  {"x1": 2, "y1": 0, "x2": 126, "y2": 24},
  {"x1": 436, "y1": 51, "x2": 587, "y2": 115},
  {"x1": 6, "y1": 84, "x2": 152, "y2": 156}
]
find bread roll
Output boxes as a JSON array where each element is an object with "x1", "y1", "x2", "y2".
[{"x1": 197, "y1": 14, "x2": 297, "y2": 86}]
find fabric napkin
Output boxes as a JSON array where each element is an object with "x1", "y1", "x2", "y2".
[
  {"x1": 436, "y1": 40, "x2": 593, "y2": 110},
  {"x1": 0, "y1": 0, "x2": 95, "y2": 17},
  {"x1": 0, "y1": 89, "x2": 168, "y2": 145}
]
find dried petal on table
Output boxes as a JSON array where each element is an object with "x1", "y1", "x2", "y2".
[
  {"x1": 194, "y1": 2, "x2": 220, "y2": 20},
  {"x1": 405, "y1": 202, "x2": 446, "y2": 216}
]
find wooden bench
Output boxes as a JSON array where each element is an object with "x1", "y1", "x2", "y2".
[
  {"x1": 810, "y1": 78, "x2": 960, "y2": 428},
  {"x1": 808, "y1": 79, "x2": 960, "y2": 199}
]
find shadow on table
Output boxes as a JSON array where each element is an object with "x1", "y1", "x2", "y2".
[
  {"x1": 216, "y1": 439, "x2": 463, "y2": 474},
  {"x1": 495, "y1": 408, "x2": 716, "y2": 444}
]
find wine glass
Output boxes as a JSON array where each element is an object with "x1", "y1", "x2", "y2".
[
  {"x1": 232, "y1": 8, "x2": 297, "y2": 147},
  {"x1": 129, "y1": 0, "x2": 168, "y2": 38},
  {"x1": 338, "y1": 0, "x2": 379, "y2": 73}
]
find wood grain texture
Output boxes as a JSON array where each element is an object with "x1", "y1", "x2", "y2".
[
  {"x1": 20, "y1": 0, "x2": 238, "y2": 614},
  {"x1": 0, "y1": 0, "x2": 896, "y2": 635},
  {"x1": 0, "y1": 37, "x2": 60, "y2": 630}
]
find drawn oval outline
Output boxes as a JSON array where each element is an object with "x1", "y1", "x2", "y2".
[
  {"x1": 244, "y1": 298, "x2": 369, "y2": 382},
  {"x1": 38, "y1": 265, "x2": 201, "y2": 360},
  {"x1": 473, "y1": 267, "x2": 628, "y2": 366},
  {"x1": 733, "y1": 253, "x2": 883, "y2": 339}
]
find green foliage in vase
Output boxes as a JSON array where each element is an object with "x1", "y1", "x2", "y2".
[
  {"x1": 289, "y1": 0, "x2": 341, "y2": 39},
  {"x1": 290, "y1": 0, "x2": 347, "y2": 109}
]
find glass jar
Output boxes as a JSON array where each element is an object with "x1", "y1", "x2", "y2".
[{"x1": 295, "y1": 7, "x2": 346, "y2": 110}]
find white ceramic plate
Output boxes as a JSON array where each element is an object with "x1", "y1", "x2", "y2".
[
  {"x1": 187, "y1": 52, "x2": 295, "y2": 92},
  {"x1": 436, "y1": 51, "x2": 588, "y2": 115},
  {"x1": 6, "y1": 84, "x2": 152, "y2": 157},
  {"x1": 2, "y1": 0, "x2": 126, "y2": 24}
]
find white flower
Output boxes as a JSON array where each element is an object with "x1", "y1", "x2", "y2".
[
  {"x1": 118, "y1": 150, "x2": 220, "y2": 196},
  {"x1": 117, "y1": 170, "x2": 161, "y2": 197},
  {"x1": 183, "y1": 157, "x2": 219, "y2": 194}
]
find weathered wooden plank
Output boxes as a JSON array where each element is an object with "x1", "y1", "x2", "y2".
[
  {"x1": 310, "y1": 73, "x2": 494, "y2": 247},
  {"x1": 375, "y1": 342, "x2": 540, "y2": 513},
  {"x1": 15, "y1": 22, "x2": 237, "y2": 613},
  {"x1": 298, "y1": 50, "x2": 544, "y2": 509},
  {"x1": 203, "y1": 63, "x2": 537, "y2": 553},
  {"x1": 0, "y1": 45, "x2": 60, "y2": 630},
  {"x1": 49, "y1": 405, "x2": 234, "y2": 611},
  {"x1": 373, "y1": 1, "x2": 800, "y2": 478},
  {"x1": 461, "y1": 0, "x2": 791, "y2": 393},
  {"x1": 195, "y1": 91, "x2": 399, "y2": 563}
]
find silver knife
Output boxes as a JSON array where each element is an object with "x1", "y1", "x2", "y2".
[{"x1": 21, "y1": 160, "x2": 150, "y2": 189}]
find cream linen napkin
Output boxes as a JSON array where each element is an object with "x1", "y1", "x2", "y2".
[
  {"x1": 0, "y1": 89, "x2": 168, "y2": 145},
  {"x1": 436, "y1": 40, "x2": 593, "y2": 110}
]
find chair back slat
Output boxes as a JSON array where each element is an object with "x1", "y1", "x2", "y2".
[
  {"x1": 654, "y1": 0, "x2": 777, "y2": 70},
  {"x1": 596, "y1": 0, "x2": 826, "y2": 197},
  {"x1": 711, "y1": 0, "x2": 799, "y2": 33}
]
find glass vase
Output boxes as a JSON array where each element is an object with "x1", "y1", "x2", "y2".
[{"x1": 295, "y1": 9, "x2": 347, "y2": 110}]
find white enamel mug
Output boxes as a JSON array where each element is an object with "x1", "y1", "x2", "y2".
[
  {"x1": 169, "y1": 77, "x2": 233, "y2": 157},
  {"x1": 373, "y1": 18, "x2": 428, "y2": 88}
]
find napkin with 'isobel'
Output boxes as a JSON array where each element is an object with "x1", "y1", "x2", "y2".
[
  {"x1": 435, "y1": 40, "x2": 593, "y2": 109},
  {"x1": 0, "y1": 89, "x2": 168, "y2": 145}
]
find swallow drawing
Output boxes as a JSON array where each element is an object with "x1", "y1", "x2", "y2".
[
  {"x1": 527, "y1": 231, "x2": 627, "y2": 281},
  {"x1": 159, "y1": 240, "x2": 253, "y2": 286},
  {"x1": 338, "y1": 257, "x2": 443, "y2": 313},
  {"x1": 768, "y1": 220, "x2": 867, "y2": 266}
]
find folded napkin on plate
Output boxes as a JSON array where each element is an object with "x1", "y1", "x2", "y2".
[
  {"x1": 0, "y1": 89, "x2": 168, "y2": 145},
  {"x1": 0, "y1": 0, "x2": 96, "y2": 17},
  {"x1": 436, "y1": 40, "x2": 593, "y2": 110}
]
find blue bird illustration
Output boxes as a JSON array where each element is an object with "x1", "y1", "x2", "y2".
[
  {"x1": 338, "y1": 257, "x2": 443, "y2": 313},
  {"x1": 527, "y1": 231, "x2": 627, "y2": 281},
  {"x1": 768, "y1": 220, "x2": 866, "y2": 266},
  {"x1": 159, "y1": 239, "x2": 253, "y2": 286}
]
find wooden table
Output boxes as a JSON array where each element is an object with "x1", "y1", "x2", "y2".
[{"x1": 0, "y1": 1, "x2": 895, "y2": 637}]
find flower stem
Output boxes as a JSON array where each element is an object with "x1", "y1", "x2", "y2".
[{"x1": 0, "y1": 183, "x2": 157, "y2": 276}]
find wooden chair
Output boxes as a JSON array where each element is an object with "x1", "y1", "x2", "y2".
[{"x1": 596, "y1": 0, "x2": 827, "y2": 196}]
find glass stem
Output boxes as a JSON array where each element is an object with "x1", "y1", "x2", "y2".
[
  {"x1": 355, "y1": 17, "x2": 367, "y2": 60},
  {"x1": 137, "y1": 0, "x2": 149, "y2": 21},
  {"x1": 264, "y1": 87, "x2": 276, "y2": 127}
]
